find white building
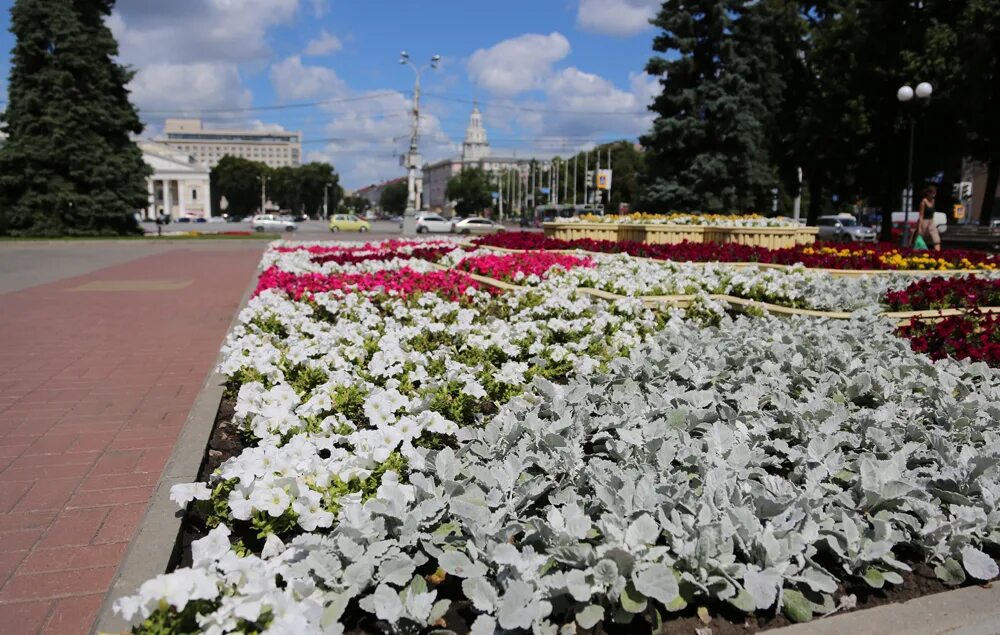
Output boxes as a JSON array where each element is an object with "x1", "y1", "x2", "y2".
[
  {"x1": 158, "y1": 119, "x2": 302, "y2": 169},
  {"x1": 422, "y1": 105, "x2": 534, "y2": 212},
  {"x1": 139, "y1": 141, "x2": 212, "y2": 220}
]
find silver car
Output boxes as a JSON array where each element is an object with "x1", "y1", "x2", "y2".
[
  {"x1": 251, "y1": 214, "x2": 297, "y2": 233},
  {"x1": 816, "y1": 216, "x2": 877, "y2": 242}
]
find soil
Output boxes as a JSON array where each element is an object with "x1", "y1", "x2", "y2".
[{"x1": 173, "y1": 396, "x2": 990, "y2": 634}]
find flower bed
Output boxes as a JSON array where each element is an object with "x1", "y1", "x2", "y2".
[
  {"x1": 898, "y1": 311, "x2": 1000, "y2": 366},
  {"x1": 475, "y1": 232, "x2": 998, "y2": 271},
  {"x1": 115, "y1": 240, "x2": 1000, "y2": 634},
  {"x1": 449, "y1": 251, "x2": 594, "y2": 284},
  {"x1": 573, "y1": 212, "x2": 803, "y2": 227},
  {"x1": 253, "y1": 267, "x2": 487, "y2": 302},
  {"x1": 885, "y1": 276, "x2": 1000, "y2": 311}
]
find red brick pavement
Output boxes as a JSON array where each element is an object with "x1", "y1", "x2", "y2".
[{"x1": 0, "y1": 247, "x2": 262, "y2": 634}]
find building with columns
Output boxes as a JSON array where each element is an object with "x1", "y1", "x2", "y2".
[{"x1": 138, "y1": 141, "x2": 212, "y2": 220}]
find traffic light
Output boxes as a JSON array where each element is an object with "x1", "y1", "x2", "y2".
[{"x1": 953, "y1": 181, "x2": 973, "y2": 200}]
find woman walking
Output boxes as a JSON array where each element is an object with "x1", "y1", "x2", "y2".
[{"x1": 914, "y1": 185, "x2": 942, "y2": 251}]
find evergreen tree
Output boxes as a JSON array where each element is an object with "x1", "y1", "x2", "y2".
[
  {"x1": 641, "y1": 0, "x2": 777, "y2": 213},
  {"x1": 0, "y1": 0, "x2": 150, "y2": 236}
]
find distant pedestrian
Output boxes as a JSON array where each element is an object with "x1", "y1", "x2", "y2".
[{"x1": 915, "y1": 185, "x2": 941, "y2": 252}]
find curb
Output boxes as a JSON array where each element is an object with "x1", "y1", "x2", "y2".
[
  {"x1": 768, "y1": 582, "x2": 1000, "y2": 635},
  {"x1": 91, "y1": 272, "x2": 258, "y2": 635}
]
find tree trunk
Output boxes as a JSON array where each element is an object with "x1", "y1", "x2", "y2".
[
  {"x1": 806, "y1": 180, "x2": 822, "y2": 226},
  {"x1": 979, "y1": 158, "x2": 999, "y2": 226}
]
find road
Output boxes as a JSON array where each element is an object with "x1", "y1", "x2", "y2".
[{"x1": 145, "y1": 219, "x2": 538, "y2": 241}]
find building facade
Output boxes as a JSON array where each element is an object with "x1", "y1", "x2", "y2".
[
  {"x1": 422, "y1": 104, "x2": 537, "y2": 212},
  {"x1": 158, "y1": 119, "x2": 302, "y2": 169},
  {"x1": 138, "y1": 141, "x2": 212, "y2": 220}
]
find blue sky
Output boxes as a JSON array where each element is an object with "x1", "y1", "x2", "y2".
[{"x1": 0, "y1": 0, "x2": 663, "y2": 188}]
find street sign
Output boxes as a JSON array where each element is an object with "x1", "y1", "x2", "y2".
[
  {"x1": 540, "y1": 187, "x2": 550, "y2": 194},
  {"x1": 596, "y1": 169, "x2": 612, "y2": 190}
]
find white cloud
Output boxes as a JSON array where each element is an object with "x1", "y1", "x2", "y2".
[
  {"x1": 270, "y1": 56, "x2": 347, "y2": 101},
  {"x1": 111, "y1": 0, "x2": 300, "y2": 66},
  {"x1": 310, "y1": 0, "x2": 329, "y2": 17},
  {"x1": 304, "y1": 30, "x2": 342, "y2": 56},
  {"x1": 310, "y1": 91, "x2": 456, "y2": 188},
  {"x1": 130, "y1": 63, "x2": 253, "y2": 119},
  {"x1": 576, "y1": 0, "x2": 659, "y2": 36},
  {"x1": 110, "y1": 0, "x2": 302, "y2": 125},
  {"x1": 467, "y1": 32, "x2": 571, "y2": 96},
  {"x1": 534, "y1": 67, "x2": 657, "y2": 139}
]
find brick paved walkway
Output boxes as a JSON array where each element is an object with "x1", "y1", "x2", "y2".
[{"x1": 0, "y1": 246, "x2": 262, "y2": 634}]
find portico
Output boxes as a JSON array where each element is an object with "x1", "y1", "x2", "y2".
[{"x1": 138, "y1": 141, "x2": 212, "y2": 220}]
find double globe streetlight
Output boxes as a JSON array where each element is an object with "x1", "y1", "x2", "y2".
[
  {"x1": 897, "y1": 81, "x2": 933, "y2": 246},
  {"x1": 399, "y1": 51, "x2": 440, "y2": 235}
]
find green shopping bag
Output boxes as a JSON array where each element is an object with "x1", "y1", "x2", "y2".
[{"x1": 914, "y1": 234, "x2": 929, "y2": 250}]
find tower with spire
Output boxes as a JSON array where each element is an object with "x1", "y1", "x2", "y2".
[{"x1": 461, "y1": 101, "x2": 490, "y2": 163}]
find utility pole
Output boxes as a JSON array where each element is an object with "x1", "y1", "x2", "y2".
[
  {"x1": 399, "y1": 51, "x2": 440, "y2": 235},
  {"x1": 573, "y1": 154, "x2": 578, "y2": 205},
  {"x1": 584, "y1": 152, "x2": 589, "y2": 206},
  {"x1": 323, "y1": 181, "x2": 332, "y2": 219},
  {"x1": 607, "y1": 146, "x2": 612, "y2": 212},
  {"x1": 498, "y1": 170, "x2": 504, "y2": 220},
  {"x1": 551, "y1": 161, "x2": 556, "y2": 206},
  {"x1": 257, "y1": 175, "x2": 269, "y2": 214}
]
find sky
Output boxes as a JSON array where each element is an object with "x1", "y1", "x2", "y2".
[{"x1": 0, "y1": 0, "x2": 664, "y2": 189}]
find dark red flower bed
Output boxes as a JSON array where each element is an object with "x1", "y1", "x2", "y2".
[
  {"x1": 473, "y1": 232, "x2": 997, "y2": 271},
  {"x1": 898, "y1": 311, "x2": 1000, "y2": 366},
  {"x1": 309, "y1": 245, "x2": 455, "y2": 265},
  {"x1": 885, "y1": 276, "x2": 1000, "y2": 311},
  {"x1": 253, "y1": 266, "x2": 490, "y2": 302}
]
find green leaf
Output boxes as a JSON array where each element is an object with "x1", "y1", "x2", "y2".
[
  {"x1": 727, "y1": 589, "x2": 756, "y2": 613},
  {"x1": 935, "y1": 558, "x2": 967, "y2": 586},
  {"x1": 862, "y1": 568, "x2": 885, "y2": 589},
  {"x1": 576, "y1": 604, "x2": 605, "y2": 629},
  {"x1": 620, "y1": 583, "x2": 648, "y2": 614},
  {"x1": 782, "y1": 590, "x2": 813, "y2": 623}
]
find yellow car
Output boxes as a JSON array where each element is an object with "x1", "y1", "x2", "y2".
[{"x1": 328, "y1": 214, "x2": 371, "y2": 232}]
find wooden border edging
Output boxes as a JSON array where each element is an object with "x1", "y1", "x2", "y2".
[
  {"x1": 91, "y1": 270, "x2": 259, "y2": 635},
  {"x1": 433, "y1": 258, "x2": 1000, "y2": 322}
]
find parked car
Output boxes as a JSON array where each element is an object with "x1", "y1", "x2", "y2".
[
  {"x1": 207, "y1": 216, "x2": 226, "y2": 224},
  {"x1": 292, "y1": 214, "x2": 309, "y2": 222},
  {"x1": 415, "y1": 213, "x2": 452, "y2": 233},
  {"x1": 328, "y1": 214, "x2": 371, "y2": 232},
  {"x1": 816, "y1": 215, "x2": 877, "y2": 242},
  {"x1": 194, "y1": 217, "x2": 207, "y2": 223},
  {"x1": 177, "y1": 217, "x2": 192, "y2": 223},
  {"x1": 251, "y1": 214, "x2": 297, "y2": 232},
  {"x1": 452, "y1": 217, "x2": 506, "y2": 235}
]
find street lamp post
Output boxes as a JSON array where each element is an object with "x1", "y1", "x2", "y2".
[
  {"x1": 257, "y1": 175, "x2": 270, "y2": 214},
  {"x1": 323, "y1": 182, "x2": 333, "y2": 219},
  {"x1": 399, "y1": 51, "x2": 440, "y2": 236},
  {"x1": 897, "y1": 81, "x2": 933, "y2": 246}
]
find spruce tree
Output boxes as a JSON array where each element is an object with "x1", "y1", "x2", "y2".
[
  {"x1": 641, "y1": 0, "x2": 776, "y2": 213},
  {"x1": 0, "y1": 0, "x2": 150, "y2": 236}
]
